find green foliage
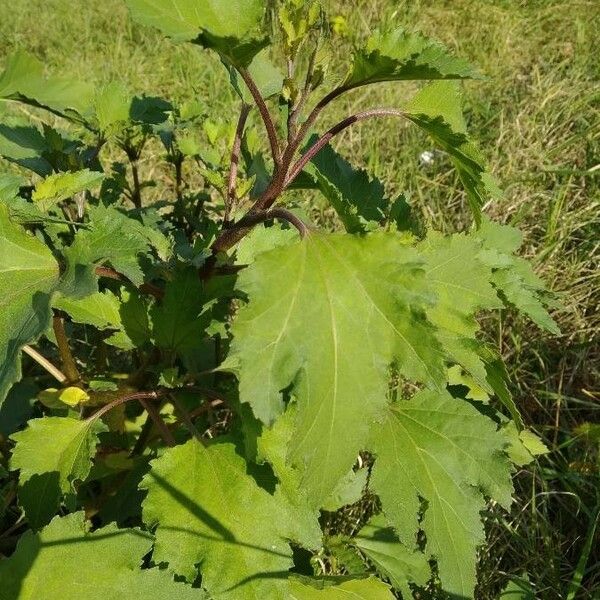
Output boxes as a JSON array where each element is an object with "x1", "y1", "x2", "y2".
[
  {"x1": 0, "y1": 512, "x2": 207, "y2": 599},
  {"x1": 0, "y1": 205, "x2": 59, "y2": 405},
  {"x1": 344, "y1": 27, "x2": 479, "y2": 88},
  {"x1": 0, "y1": 2, "x2": 561, "y2": 599},
  {"x1": 10, "y1": 416, "x2": 107, "y2": 528}
]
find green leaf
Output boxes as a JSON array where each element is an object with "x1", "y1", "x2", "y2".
[
  {"x1": 229, "y1": 48, "x2": 284, "y2": 101},
  {"x1": 94, "y1": 81, "x2": 131, "y2": 132},
  {"x1": 502, "y1": 421, "x2": 549, "y2": 466},
  {"x1": 308, "y1": 141, "x2": 388, "y2": 233},
  {"x1": 227, "y1": 233, "x2": 445, "y2": 504},
  {"x1": 61, "y1": 205, "x2": 159, "y2": 296},
  {"x1": 369, "y1": 390, "x2": 513, "y2": 598},
  {"x1": 420, "y1": 231, "x2": 503, "y2": 396},
  {"x1": 125, "y1": 0, "x2": 266, "y2": 65},
  {"x1": 0, "y1": 379, "x2": 37, "y2": 437},
  {"x1": 343, "y1": 28, "x2": 478, "y2": 89},
  {"x1": 53, "y1": 289, "x2": 140, "y2": 350},
  {"x1": 405, "y1": 81, "x2": 500, "y2": 223},
  {"x1": 32, "y1": 169, "x2": 104, "y2": 211},
  {"x1": 0, "y1": 512, "x2": 207, "y2": 599},
  {"x1": 321, "y1": 466, "x2": 368, "y2": 512},
  {"x1": 0, "y1": 122, "x2": 53, "y2": 176},
  {"x1": 141, "y1": 440, "x2": 320, "y2": 598},
  {"x1": 235, "y1": 223, "x2": 299, "y2": 264},
  {"x1": 53, "y1": 290, "x2": 122, "y2": 331},
  {"x1": 0, "y1": 204, "x2": 60, "y2": 406},
  {"x1": 353, "y1": 514, "x2": 430, "y2": 598},
  {"x1": 10, "y1": 416, "x2": 107, "y2": 528},
  {"x1": 288, "y1": 577, "x2": 394, "y2": 599},
  {"x1": 150, "y1": 268, "x2": 211, "y2": 355},
  {"x1": 0, "y1": 51, "x2": 94, "y2": 117},
  {"x1": 0, "y1": 172, "x2": 26, "y2": 198},
  {"x1": 475, "y1": 218, "x2": 560, "y2": 334}
]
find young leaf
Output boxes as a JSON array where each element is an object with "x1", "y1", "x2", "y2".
[
  {"x1": 0, "y1": 204, "x2": 60, "y2": 406},
  {"x1": 288, "y1": 576, "x2": 395, "y2": 599},
  {"x1": 0, "y1": 512, "x2": 207, "y2": 599},
  {"x1": 353, "y1": 514, "x2": 430, "y2": 597},
  {"x1": 53, "y1": 289, "x2": 140, "y2": 350},
  {"x1": 369, "y1": 390, "x2": 513, "y2": 598},
  {"x1": 141, "y1": 440, "x2": 319, "y2": 598},
  {"x1": 60, "y1": 205, "x2": 160, "y2": 297},
  {"x1": 405, "y1": 81, "x2": 500, "y2": 223},
  {"x1": 10, "y1": 416, "x2": 107, "y2": 528},
  {"x1": 32, "y1": 169, "x2": 104, "y2": 212},
  {"x1": 227, "y1": 233, "x2": 445, "y2": 504},
  {"x1": 343, "y1": 28, "x2": 478, "y2": 90},
  {"x1": 0, "y1": 51, "x2": 94, "y2": 117}
]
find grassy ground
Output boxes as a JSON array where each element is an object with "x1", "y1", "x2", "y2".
[{"x1": 1, "y1": 0, "x2": 599, "y2": 597}]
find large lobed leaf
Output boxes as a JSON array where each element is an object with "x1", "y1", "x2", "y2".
[
  {"x1": 0, "y1": 204, "x2": 60, "y2": 406},
  {"x1": 227, "y1": 233, "x2": 445, "y2": 505},
  {"x1": 141, "y1": 440, "x2": 320, "y2": 599},
  {"x1": 125, "y1": 0, "x2": 266, "y2": 65},
  {"x1": 369, "y1": 389, "x2": 514, "y2": 597},
  {"x1": 0, "y1": 512, "x2": 207, "y2": 599}
]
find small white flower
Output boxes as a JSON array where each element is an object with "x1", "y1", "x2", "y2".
[{"x1": 419, "y1": 150, "x2": 436, "y2": 166}]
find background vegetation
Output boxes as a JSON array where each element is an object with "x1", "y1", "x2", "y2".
[{"x1": 0, "y1": 0, "x2": 598, "y2": 597}]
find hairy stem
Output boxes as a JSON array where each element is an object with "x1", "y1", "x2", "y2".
[
  {"x1": 286, "y1": 108, "x2": 406, "y2": 186},
  {"x1": 171, "y1": 395, "x2": 205, "y2": 445},
  {"x1": 52, "y1": 314, "x2": 81, "y2": 384},
  {"x1": 237, "y1": 67, "x2": 281, "y2": 168},
  {"x1": 139, "y1": 398, "x2": 176, "y2": 447},
  {"x1": 226, "y1": 103, "x2": 252, "y2": 224},
  {"x1": 22, "y1": 345, "x2": 67, "y2": 384},
  {"x1": 95, "y1": 266, "x2": 164, "y2": 299}
]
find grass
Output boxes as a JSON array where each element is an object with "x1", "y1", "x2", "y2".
[{"x1": 0, "y1": 0, "x2": 599, "y2": 597}]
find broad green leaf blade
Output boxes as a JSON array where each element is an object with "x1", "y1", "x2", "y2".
[
  {"x1": 0, "y1": 204, "x2": 60, "y2": 406},
  {"x1": 369, "y1": 390, "x2": 513, "y2": 598},
  {"x1": 308, "y1": 141, "x2": 388, "y2": 233},
  {"x1": 343, "y1": 28, "x2": 478, "y2": 89},
  {"x1": 141, "y1": 440, "x2": 319, "y2": 599},
  {"x1": 353, "y1": 514, "x2": 430, "y2": 597},
  {"x1": 288, "y1": 577, "x2": 394, "y2": 599},
  {"x1": 0, "y1": 51, "x2": 94, "y2": 117},
  {"x1": 32, "y1": 169, "x2": 104, "y2": 212},
  {"x1": 228, "y1": 233, "x2": 445, "y2": 504},
  {"x1": 405, "y1": 81, "x2": 500, "y2": 223},
  {"x1": 10, "y1": 416, "x2": 107, "y2": 528},
  {"x1": 126, "y1": 0, "x2": 266, "y2": 65},
  {"x1": 0, "y1": 512, "x2": 207, "y2": 599},
  {"x1": 126, "y1": 0, "x2": 264, "y2": 40}
]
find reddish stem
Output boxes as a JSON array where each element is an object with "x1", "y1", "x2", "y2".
[{"x1": 226, "y1": 103, "x2": 252, "y2": 224}]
